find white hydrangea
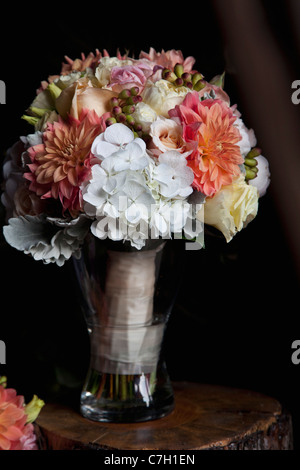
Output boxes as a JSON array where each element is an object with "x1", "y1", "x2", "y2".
[
  {"x1": 152, "y1": 151, "x2": 194, "y2": 198},
  {"x1": 82, "y1": 123, "x2": 202, "y2": 249}
]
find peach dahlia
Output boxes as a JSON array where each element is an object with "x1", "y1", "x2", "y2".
[
  {"x1": 25, "y1": 109, "x2": 105, "y2": 216},
  {"x1": 169, "y1": 91, "x2": 243, "y2": 196}
]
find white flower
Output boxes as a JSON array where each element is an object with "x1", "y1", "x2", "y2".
[
  {"x1": 153, "y1": 151, "x2": 194, "y2": 198},
  {"x1": 249, "y1": 155, "x2": 270, "y2": 197},
  {"x1": 150, "y1": 199, "x2": 191, "y2": 238},
  {"x1": 132, "y1": 102, "x2": 157, "y2": 132},
  {"x1": 234, "y1": 117, "x2": 257, "y2": 157},
  {"x1": 142, "y1": 79, "x2": 190, "y2": 117},
  {"x1": 92, "y1": 123, "x2": 135, "y2": 157},
  {"x1": 91, "y1": 123, "x2": 149, "y2": 170},
  {"x1": 83, "y1": 124, "x2": 199, "y2": 249},
  {"x1": 91, "y1": 216, "x2": 125, "y2": 242}
]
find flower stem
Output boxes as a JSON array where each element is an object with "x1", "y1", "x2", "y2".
[
  {"x1": 96, "y1": 373, "x2": 107, "y2": 399},
  {"x1": 120, "y1": 375, "x2": 127, "y2": 401}
]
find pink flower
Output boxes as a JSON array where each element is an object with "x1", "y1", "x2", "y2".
[
  {"x1": 139, "y1": 48, "x2": 196, "y2": 73},
  {"x1": 25, "y1": 109, "x2": 105, "y2": 216},
  {"x1": 109, "y1": 63, "x2": 153, "y2": 93},
  {"x1": 0, "y1": 385, "x2": 38, "y2": 450},
  {"x1": 169, "y1": 91, "x2": 243, "y2": 196}
]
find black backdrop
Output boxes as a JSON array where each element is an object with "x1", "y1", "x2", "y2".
[{"x1": 0, "y1": 0, "x2": 300, "y2": 451}]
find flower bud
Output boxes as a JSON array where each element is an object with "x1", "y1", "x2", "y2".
[
  {"x1": 47, "y1": 82, "x2": 62, "y2": 100},
  {"x1": 192, "y1": 72, "x2": 204, "y2": 86},
  {"x1": 118, "y1": 89, "x2": 131, "y2": 99},
  {"x1": 174, "y1": 63, "x2": 184, "y2": 78},
  {"x1": 122, "y1": 105, "x2": 135, "y2": 114},
  {"x1": 245, "y1": 168, "x2": 257, "y2": 180},
  {"x1": 112, "y1": 106, "x2": 122, "y2": 115},
  {"x1": 247, "y1": 147, "x2": 261, "y2": 159},
  {"x1": 117, "y1": 113, "x2": 127, "y2": 123},
  {"x1": 126, "y1": 96, "x2": 140, "y2": 105},
  {"x1": 30, "y1": 106, "x2": 52, "y2": 117},
  {"x1": 182, "y1": 72, "x2": 191, "y2": 82},
  {"x1": 25, "y1": 395, "x2": 45, "y2": 424},
  {"x1": 0, "y1": 376, "x2": 7, "y2": 388},
  {"x1": 175, "y1": 77, "x2": 184, "y2": 86},
  {"x1": 162, "y1": 68, "x2": 171, "y2": 79},
  {"x1": 193, "y1": 79, "x2": 206, "y2": 91},
  {"x1": 106, "y1": 117, "x2": 117, "y2": 126},
  {"x1": 244, "y1": 158, "x2": 258, "y2": 167},
  {"x1": 130, "y1": 86, "x2": 139, "y2": 96},
  {"x1": 164, "y1": 71, "x2": 177, "y2": 82},
  {"x1": 21, "y1": 115, "x2": 40, "y2": 126},
  {"x1": 186, "y1": 81, "x2": 193, "y2": 89},
  {"x1": 134, "y1": 123, "x2": 143, "y2": 132},
  {"x1": 126, "y1": 115, "x2": 135, "y2": 126},
  {"x1": 111, "y1": 96, "x2": 119, "y2": 107}
]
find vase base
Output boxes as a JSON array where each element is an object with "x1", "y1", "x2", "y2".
[
  {"x1": 80, "y1": 392, "x2": 174, "y2": 423},
  {"x1": 80, "y1": 397, "x2": 174, "y2": 423}
]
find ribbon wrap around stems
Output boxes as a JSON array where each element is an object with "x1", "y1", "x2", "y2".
[{"x1": 90, "y1": 243, "x2": 165, "y2": 375}]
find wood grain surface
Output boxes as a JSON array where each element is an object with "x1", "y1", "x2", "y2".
[{"x1": 35, "y1": 382, "x2": 293, "y2": 450}]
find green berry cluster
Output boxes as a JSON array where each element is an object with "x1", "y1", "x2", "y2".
[
  {"x1": 162, "y1": 63, "x2": 205, "y2": 91},
  {"x1": 244, "y1": 147, "x2": 260, "y2": 181},
  {"x1": 106, "y1": 87, "x2": 144, "y2": 136}
]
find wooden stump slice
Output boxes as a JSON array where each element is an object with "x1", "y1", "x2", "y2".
[{"x1": 35, "y1": 382, "x2": 293, "y2": 450}]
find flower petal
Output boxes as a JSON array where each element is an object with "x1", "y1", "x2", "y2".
[{"x1": 104, "y1": 123, "x2": 134, "y2": 146}]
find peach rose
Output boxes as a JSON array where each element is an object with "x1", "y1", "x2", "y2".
[
  {"x1": 149, "y1": 117, "x2": 186, "y2": 157},
  {"x1": 56, "y1": 78, "x2": 117, "y2": 120}
]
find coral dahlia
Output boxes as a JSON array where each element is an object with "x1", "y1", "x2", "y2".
[
  {"x1": 0, "y1": 385, "x2": 38, "y2": 450},
  {"x1": 25, "y1": 109, "x2": 105, "y2": 216},
  {"x1": 169, "y1": 92, "x2": 243, "y2": 196}
]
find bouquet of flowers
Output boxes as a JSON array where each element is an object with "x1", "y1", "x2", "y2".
[
  {"x1": 1, "y1": 48, "x2": 270, "y2": 265},
  {"x1": 1, "y1": 48, "x2": 272, "y2": 423}
]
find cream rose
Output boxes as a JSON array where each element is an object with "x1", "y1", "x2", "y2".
[
  {"x1": 149, "y1": 116, "x2": 186, "y2": 157},
  {"x1": 131, "y1": 102, "x2": 157, "y2": 132},
  {"x1": 202, "y1": 175, "x2": 259, "y2": 242},
  {"x1": 142, "y1": 79, "x2": 190, "y2": 117}
]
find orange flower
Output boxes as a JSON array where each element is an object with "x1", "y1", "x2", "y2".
[
  {"x1": 0, "y1": 385, "x2": 37, "y2": 450},
  {"x1": 25, "y1": 109, "x2": 105, "y2": 216},
  {"x1": 169, "y1": 92, "x2": 243, "y2": 196}
]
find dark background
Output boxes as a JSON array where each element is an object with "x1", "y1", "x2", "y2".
[{"x1": 0, "y1": 0, "x2": 300, "y2": 450}]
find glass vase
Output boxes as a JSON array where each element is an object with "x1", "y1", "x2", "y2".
[{"x1": 72, "y1": 236, "x2": 183, "y2": 423}]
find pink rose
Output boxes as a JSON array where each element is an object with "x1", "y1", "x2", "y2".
[{"x1": 109, "y1": 63, "x2": 153, "y2": 93}]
